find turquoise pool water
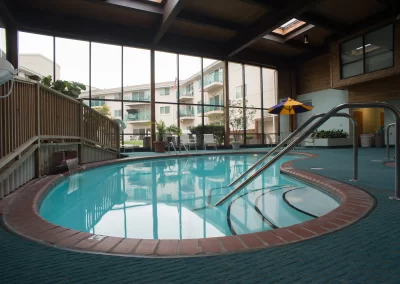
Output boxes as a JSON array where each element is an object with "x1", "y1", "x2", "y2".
[{"x1": 39, "y1": 154, "x2": 339, "y2": 239}]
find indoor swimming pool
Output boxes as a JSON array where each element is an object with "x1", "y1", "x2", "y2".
[{"x1": 39, "y1": 154, "x2": 339, "y2": 239}]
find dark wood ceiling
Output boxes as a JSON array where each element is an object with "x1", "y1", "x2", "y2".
[{"x1": 1, "y1": 0, "x2": 399, "y2": 68}]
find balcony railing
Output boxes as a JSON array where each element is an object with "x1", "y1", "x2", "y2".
[
  {"x1": 179, "y1": 91, "x2": 194, "y2": 98},
  {"x1": 197, "y1": 105, "x2": 224, "y2": 113},
  {"x1": 124, "y1": 94, "x2": 150, "y2": 102},
  {"x1": 198, "y1": 72, "x2": 223, "y2": 88},
  {"x1": 126, "y1": 113, "x2": 150, "y2": 121},
  {"x1": 179, "y1": 108, "x2": 195, "y2": 117}
]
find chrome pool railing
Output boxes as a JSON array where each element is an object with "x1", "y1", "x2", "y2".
[
  {"x1": 215, "y1": 102, "x2": 400, "y2": 206},
  {"x1": 386, "y1": 123, "x2": 395, "y2": 160},
  {"x1": 229, "y1": 113, "x2": 359, "y2": 187}
]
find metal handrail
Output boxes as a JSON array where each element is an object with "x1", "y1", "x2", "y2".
[
  {"x1": 215, "y1": 102, "x2": 400, "y2": 206},
  {"x1": 229, "y1": 113, "x2": 358, "y2": 187},
  {"x1": 386, "y1": 123, "x2": 395, "y2": 159}
]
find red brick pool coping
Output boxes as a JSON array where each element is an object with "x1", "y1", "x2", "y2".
[{"x1": 1, "y1": 151, "x2": 375, "y2": 257}]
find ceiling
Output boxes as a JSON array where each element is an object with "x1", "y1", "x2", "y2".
[{"x1": 1, "y1": 0, "x2": 399, "y2": 68}]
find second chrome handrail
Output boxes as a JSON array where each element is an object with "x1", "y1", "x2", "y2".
[
  {"x1": 215, "y1": 102, "x2": 400, "y2": 206},
  {"x1": 386, "y1": 123, "x2": 395, "y2": 159},
  {"x1": 229, "y1": 113, "x2": 358, "y2": 187}
]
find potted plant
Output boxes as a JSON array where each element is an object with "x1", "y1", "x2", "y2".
[
  {"x1": 190, "y1": 124, "x2": 225, "y2": 148},
  {"x1": 153, "y1": 120, "x2": 181, "y2": 153},
  {"x1": 217, "y1": 100, "x2": 256, "y2": 150},
  {"x1": 306, "y1": 129, "x2": 351, "y2": 147}
]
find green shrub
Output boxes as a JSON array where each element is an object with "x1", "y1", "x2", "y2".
[
  {"x1": 313, "y1": 129, "x2": 348, "y2": 138},
  {"x1": 190, "y1": 125, "x2": 225, "y2": 145}
]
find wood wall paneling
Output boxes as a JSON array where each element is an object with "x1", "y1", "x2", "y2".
[{"x1": 296, "y1": 53, "x2": 331, "y2": 94}]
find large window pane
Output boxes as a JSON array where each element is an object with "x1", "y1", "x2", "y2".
[
  {"x1": 179, "y1": 55, "x2": 201, "y2": 133},
  {"x1": 155, "y1": 103, "x2": 178, "y2": 145},
  {"x1": 91, "y1": 43, "x2": 122, "y2": 104},
  {"x1": 246, "y1": 108, "x2": 261, "y2": 144},
  {"x1": 365, "y1": 24, "x2": 394, "y2": 73},
  {"x1": 263, "y1": 68, "x2": 278, "y2": 144},
  {"x1": 18, "y1": 32, "x2": 54, "y2": 79},
  {"x1": 0, "y1": 28, "x2": 6, "y2": 58},
  {"x1": 155, "y1": 51, "x2": 177, "y2": 103},
  {"x1": 340, "y1": 37, "x2": 363, "y2": 79},
  {"x1": 228, "y1": 62, "x2": 244, "y2": 143},
  {"x1": 56, "y1": 38, "x2": 89, "y2": 89},
  {"x1": 123, "y1": 47, "x2": 151, "y2": 147},
  {"x1": 244, "y1": 65, "x2": 261, "y2": 107},
  {"x1": 203, "y1": 59, "x2": 224, "y2": 147}
]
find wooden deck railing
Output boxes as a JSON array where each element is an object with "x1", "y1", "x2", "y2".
[{"x1": 0, "y1": 77, "x2": 120, "y2": 198}]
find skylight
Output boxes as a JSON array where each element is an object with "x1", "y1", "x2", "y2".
[
  {"x1": 272, "y1": 19, "x2": 306, "y2": 35},
  {"x1": 280, "y1": 19, "x2": 298, "y2": 29}
]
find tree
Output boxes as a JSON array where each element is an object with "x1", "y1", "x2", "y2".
[
  {"x1": 40, "y1": 75, "x2": 86, "y2": 97},
  {"x1": 95, "y1": 105, "x2": 111, "y2": 117},
  {"x1": 217, "y1": 99, "x2": 256, "y2": 142}
]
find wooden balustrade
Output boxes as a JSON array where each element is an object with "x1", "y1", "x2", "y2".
[{"x1": 0, "y1": 77, "x2": 120, "y2": 198}]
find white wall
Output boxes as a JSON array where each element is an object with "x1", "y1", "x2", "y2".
[
  {"x1": 19, "y1": 54, "x2": 61, "y2": 78},
  {"x1": 294, "y1": 89, "x2": 350, "y2": 134}
]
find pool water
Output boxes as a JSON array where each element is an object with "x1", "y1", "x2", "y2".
[{"x1": 39, "y1": 154, "x2": 339, "y2": 239}]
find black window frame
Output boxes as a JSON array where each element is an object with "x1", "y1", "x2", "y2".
[{"x1": 340, "y1": 24, "x2": 395, "y2": 80}]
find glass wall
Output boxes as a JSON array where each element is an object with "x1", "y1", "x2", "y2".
[{"x1": 16, "y1": 31, "x2": 278, "y2": 150}]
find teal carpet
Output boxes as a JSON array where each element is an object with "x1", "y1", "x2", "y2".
[{"x1": 1, "y1": 148, "x2": 400, "y2": 283}]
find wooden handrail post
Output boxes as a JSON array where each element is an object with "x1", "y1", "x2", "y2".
[
  {"x1": 34, "y1": 82, "x2": 41, "y2": 178},
  {"x1": 78, "y1": 99, "x2": 84, "y2": 164}
]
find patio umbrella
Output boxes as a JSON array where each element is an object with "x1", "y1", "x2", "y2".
[{"x1": 268, "y1": 97, "x2": 313, "y2": 132}]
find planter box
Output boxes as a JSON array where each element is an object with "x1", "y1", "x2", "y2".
[{"x1": 305, "y1": 138, "x2": 352, "y2": 147}]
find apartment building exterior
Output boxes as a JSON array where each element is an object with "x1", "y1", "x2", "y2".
[{"x1": 80, "y1": 61, "x2": 278, "y2": 143}]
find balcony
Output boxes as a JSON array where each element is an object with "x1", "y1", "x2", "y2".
[
  {"x1": 179, "y1": 108, "x2": 195, "y2": 120},
  {"x1": 199, "y1": 72, "x2": 223, "y2": 92},
  {"x1": 198, "y1": 105, "x2": 224, "y2": 117},
  {"x1": 125, "y1": 113, "x2": 150, "y2": 123},
  {"x1": 178, "y1": 90, "x2": 194, "y2": 101},
  {"x1": 124, "y1": 94, "x2": 150, "y2": 106}
]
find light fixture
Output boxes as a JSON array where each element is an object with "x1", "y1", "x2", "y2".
[
  {"x1": 304, "y1": 34, "x2": 309, "y2": 44},
  {"x1": 0, "y1": 57, "x2": 18, "y2": 99}
]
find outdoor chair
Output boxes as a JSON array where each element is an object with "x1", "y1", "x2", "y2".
[
  {"x1": 203, "y1": 134, "x2": 217, "y2": 150},
  {"x1": 180, "y1": 134, "x2": 197, "y2": 151}
]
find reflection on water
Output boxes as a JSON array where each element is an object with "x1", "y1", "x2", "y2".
[{"x1": 39, "y1": 154, "x2": 338, "y2": 239}]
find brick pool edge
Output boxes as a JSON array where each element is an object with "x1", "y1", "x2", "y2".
[{"x1": 2, "y1": 151, "x2": 375, "y2": 257}]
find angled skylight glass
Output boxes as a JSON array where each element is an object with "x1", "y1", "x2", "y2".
[
  {"x1": 272, "y1": 18, "x2": 306, "y2": 35},
  {"x1": 280, "y1": 19, "x2": 298, "y2": 29}
]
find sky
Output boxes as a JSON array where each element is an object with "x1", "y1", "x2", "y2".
[{"x1": 16, "y1": 31, "x2": 217, "y2": 89}]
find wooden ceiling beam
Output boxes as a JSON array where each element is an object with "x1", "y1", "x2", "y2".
[
  {"x1": 89, "y1": 0, "x2": 164, "y2": 14},
  {"x1": 10, "y1": 6, "x2": 285, "y2": 68},
  {"x1": 177, "y1": 11, "x2": 247, "y2": 32},
  {"x1": 0, "y1": 0, "x2": 17, "y2": 27},
  {"x1": 297, "y1": 12, "x2": 348, "y2": 34},
  {"x1": 239, "y1": 0, "x2": 284, "y2": 10},
  {"x1": 226, "y1": 0, "x2": 324, "y2": 57},
  {"x1": 262, "y1": 35, "x2": 321, "y2": 53},
  {"x1": 153, "y1": 0, "x2": 185, "y2": 44}
]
